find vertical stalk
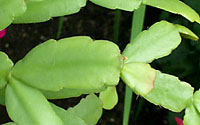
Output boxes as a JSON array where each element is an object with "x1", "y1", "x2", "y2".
[
  {"x1": 113, "y1": 10, "x2": 121, "y2": 43},
  {"x1": 56, "y1": 16, "x2": 64, "y2": 39},
  {"x1": 123, "y1": 4, "x2": 146, "y2": 125}
]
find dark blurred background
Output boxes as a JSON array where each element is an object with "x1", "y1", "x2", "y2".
[{"x1": 0, "y1": 0, "x2": 200, "y2": 124}]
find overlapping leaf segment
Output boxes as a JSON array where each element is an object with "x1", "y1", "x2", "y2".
[
  {"x1": 0, "y1": 0, "x2": 200, "y2": 124},
  {"x1": 1, "y1": 0, "x2": 200, "y2": 30},
  {"x1": 0, "y1": 20, "x2": 199, "y2": 124}
]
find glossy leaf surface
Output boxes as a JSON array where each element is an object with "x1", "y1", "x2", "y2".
[
  {"x1": 123, "y1": 21, "x2": 181, "y2": 63},
  {"x1": 175, "y1": 24, "x2": 199, "y2": 41},
  {"x1": 184, "y1": 105, "x2": 200, "y2": 125},
  {"x1": 144, "y1": 71, "x2": 194, "y2": 112},
  {"x1": 99, "y1": 86, "x2": 118, "y2": 110},
  {"x1": 89, "y1": 0, "x2": 141, "y2": 11},
  {"x1": 51, "y1": 103, "x2": 86, "y2": 125},
  {"x1": 0, "y1": 52, "x2": 13, "y2": 89},
  {"x1": 11, "y1": 36, "x2": 122, "y2": 91},
  {"x1": 142, "y1": 0, "x2": 200, "y2": 24},
  {"x1": 121, "y1": 63, "x2": 156, "y2": 96},
  {"x1": 5, "y1": 78, "x2": 62, "y2": 125},
  {"x1": 67, "y1": 94, "x2": 103, "y2": 125},
  {"x1": 14, "y1": 0, "x2": 86, "y2": 23},
  {"x1": 0, "y1": 0, "x2": 26, "y2": 30}
]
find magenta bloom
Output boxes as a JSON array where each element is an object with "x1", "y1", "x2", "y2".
[
  {"x1": 174, "y1": 116, "x2": 183, "y2": 125},
  {"x1": 0, "y1": 29, "x2": 6, "y2": 39}
]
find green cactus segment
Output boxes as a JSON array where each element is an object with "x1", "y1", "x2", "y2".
[
  {"x1": 0, "y1": 52, "x2": 13, "y2": 89},
  {"x1": 193, "y1": 90, "x2": 200, "y2": 113},
  {"x1": 2, "y1": 122, "x2": 16, "y2": 125},
  {"x1": 0, "y1": 0, "x2": 26, "y2": 30},
  {"x1": 51, "y1": 103, "x2": 86, "y2": 125},
  {"x1": 67, "y1": 94, "x2": 103, "y2": 125},
  {"x1": 144, "y1": 71, "x2": 194, "y2": 112},
  {"x1": 175, "y1": 24, "x2": 199, "y2": 41},
  {"x1": 5, "y1": 78, "x2": 63, "y2": 125},
  {"x1": 121, "y1": 62, "x2": 156, "y2": 96},
  {"x1": 13, "y1": 0, "x2": 87, "y2": 23},
  {"x1": 89, "y1": 0, "x2": 141, "y2": 11},
  {"x1": 11, "y1": 36, "x2": 122, "y2": 91},
  {"x1": 123, "y1": 21, "x2": 181, "y2": 64},
  {"x1": 142, "y1": 0, "x2": 200, "y2": 24},
  {"x1": 184, "y1": 104, "x2": 200, "y2": 125},
  {"x1": 42, "y1": 85, "x2": 107, "y2": 99},
  {"x1": 0, "y1": 87, "x2": 5, "y2": 105},
  {"x1": 99, "y1": 86, "x2": 118, "y2": 110}
]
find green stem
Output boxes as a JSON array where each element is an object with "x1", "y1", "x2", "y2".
[
  {"x1": 113, "y1": 10, "x2": 121, "y2": 43},
  {"x1": 133, "y1": 98, "x2": 144, "y2": 123},
  {"x1": 123, "y1": 5, "x2": 146, "y2": 125},
  {"x1": 56, "y1": 16, "x2": 64, "y2": 39}
]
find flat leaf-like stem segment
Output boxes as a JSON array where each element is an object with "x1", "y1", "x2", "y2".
[
  {"x1": 51, "y1": 94, "x2": 103, "y2": 125},
  {"x1": 99, "y1": 86, "x2": 118, "y2": 110},
  {"x1": 6, "y1": 78, "x2": 63, "y2": 125},
  {"x1": 0, "y1": 0, "x2": 26, "y2": 30},
  {"x1": 42, "y1": 86, "x2": 106, "y2": 99},
  {"x1": 11, "y1": 36, "x2": 122, "y2": 92},
  {"x1": 13, "y1": 0, "x2": 86, "y2": 23},
  {"x1": 142, "y1": 0, "x2": 200, "y2": 24},
  {"x1": 144, "y1": 71, "x2": 194, "y2": 112},
  {"x1": 183, "y1": 89, "x2": 200, "y2": 125},
  {"x1": 89, "y1": 0, "x2": 142, "y2": 11},
  {"x1": 193, "y1": 90, "x2": 200, "y2": 113},
  {"x1": 121, "y1": 63, "x2": 156, "y2": 96},
  {"x1": 0, "y1": 52, "x2": 13, "y2": 89},
  {"x1": 67, "y1": 94, "x2": 103, "y2": 125},
  {"x1": 2, "y1": 122, "x2": 16, "y2": 125},
  {"x1": 184, "y1": 105, "x2": 200, "y2": 125},
  {"x1": 175, "y1": 24, "x2": 199, "y2": 41},
  {"x1": 51, "y1": 103, "x2": 86, "y2": 125},
  {"x1": 123, "y1": 21, "x2": 182, "y2": 64}
]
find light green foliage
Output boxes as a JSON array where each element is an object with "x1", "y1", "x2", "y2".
[
  {"x1": 99, "y1": 86, "x2": 118, "y2": 110},
  {"x1": 184, "y1": 105, "x2": 200, "y2": 125},
  {"x1": 175, "y1": 24, "x2": 199, "y2": 41},
  {"x1": 0, "y1": 52, "x2": 13, "y2": 89},
  {"x1": 5, "y1": 78, "x2": 63, "y2": 125},
  {"x1": 121, "y1": 63, "x2": 156, "y2": 96},
  {"x1": 123, "y1": 21, "x2": 181, "y2": 63},
  {"x1": 89, "y1": 0, "x2": 141, "y2": 11},
  {"x1": 13, "y1": 0, "x2": 86, "y2": 23},
  {"x1": 11, "y1": 36, "x2": 122, "y2": 92},
  {"x1": 0, "y1": 0, "x2": 26, "y2": 30},
  {"x1": 42, "y1": 86, "x2": 107, "y2": 99},
  {"x1": 142, "y1": 0, "x2": 200, "y2": 24},
  {"x1": 184, "y1": 90, "x2": 200, "y2": 125},
  {"x1": 51, "y1": 103, "x2": 87, "y2": 125},
  {"x1": 144, "y1": 71, "x2": 194, "y2": 112},
  {"x1": 193, "y1": 89, "x2": 200, "y2": 112},
  {"x1": 2, "y1": 122, "x2": 16, "y2": 125},
  {"x1": 67, "y1": 94, "x2": 103, "y2": 125}
]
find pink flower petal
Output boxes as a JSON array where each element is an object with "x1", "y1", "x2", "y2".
[
  {"x1": 0, "y1": 29, "x2": 6, "y2": 39},
  {"x1": 174, "y1": 116, "x2": 183, "y2": 125}
]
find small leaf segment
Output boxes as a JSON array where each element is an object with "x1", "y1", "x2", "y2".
[
  {"x1": 0, "y1": 21, "x2": 200, "y2": 124},
  {"x1": 0, "y1": 0, "x2": 200, "y2": 30}
]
